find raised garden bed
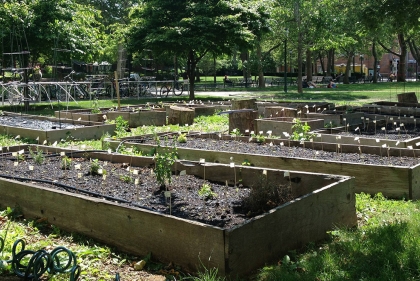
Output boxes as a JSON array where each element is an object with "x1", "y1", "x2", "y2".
[
  {"x1": 0, "y1": 145, "x2": 356, "y2": 277},
  {"x1": 106, "y1": 133, "x2": 420, "y2": 199},
  {"x1": 0, "y1": 112, "x2": 116, "y2": 142},
  {"x1": 255, "y1": 117, "x2": 325, "y2": 136}
]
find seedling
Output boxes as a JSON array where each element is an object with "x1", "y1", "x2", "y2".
[
  {"x1": 120, "y1": 175, "x2": 133, "y2": 183},
  {"x1": 61, "y1": 156, "x2": 72, "y2": 170},
  {"x1": 198, "y1": 183, "x2": 217, "y2": 200},
  {"x1": 177, "y1": 133, "x2": 187, "y2": 143},
  {"x1": 89, "y1": 159, "x2": 101, "y2": 175},
  {"x1": 29, "y1": 147, "x2": 45, "y2": 165}
]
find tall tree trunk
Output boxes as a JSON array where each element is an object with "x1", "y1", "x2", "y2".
[
  {"x1": 187, "y1": 51, "x2": 196, "y2": 100},
  {"x1": 397, "y1": 33, "x2": 407, "y2": 82},
  {"x1": 372, "y1": 41, "x2": 378, "y2": 83},
  {"x1": 319, "y1": 53, "x2": 325, "y2": 75},
  {"x1": 213, "y1": 55, "x2": 216, "y2": 83},
  {"x1": 326, "y1": 50, "x2": 332, "y2": 76},
  {"x1": 344, "y1": 52, "x2": 353, "y2": 84},
  {"x1": 257, "y1": 42, "x2": 265, "y2": 88},
  {"x1": 295, "y1": 0, "x2": 303, "y2": 94},
  {"x1": 306, "y1": 49, "x2": 312, "y2": 81}
]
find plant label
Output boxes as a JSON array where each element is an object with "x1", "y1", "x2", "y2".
[
  {"x1": 52, "y1": 141, "x2": 57, "y2": 147},
  {"x1": 263, "y1": 170, "x2": 267, "y2": 175},
  {"x1": 179, "y1": 170, "x2": 187, "y2": 176},
  {"x1": 366, "y1": 118, "x2": 369, "y2": 121},
  {"x1": 382, "y1": 144, "x2": 387, "y2": 148},
  {"x1": 43, "y1": 140, "x2": 47, "y2": 145},
  {"x1": 18, "y1": 149, "x2": 24, "y2": 155},
  {"x1": 164, "y1": 191, "x2": 171, "y2": 198},
  {"x1": 361, "y1": 117, "x2": 364, "y2": 120},
  {"x1": 270, "y1": 142, "x2": 273, "y2": 146},
  {"x1": 245, "y1": 129, "x2": 249, "y2": 133},
  {"x1": 343, "y1": 118, "x2": 346, "y2": 121},
  {"x1": 337, "y1": 144, "x2": 341, "y2": 148},
  {"x1": 336, "y1": 136, "x2": 341, "y2": 140},
  {"x1": 280, "y1": 142, "x2": 284, "y2": 146},
  {"x1": 29, "y1": 165, "x2": 34, "y2": 171},
  {"x1": 408, "y1": 146, "x2": 413, "y2": 150},
  {"x1": 133, "y1": 169, "x2": 139, "y2": 175},
  {"x1": 416, "y1": 142, "x2": 420, "y2": 147},
  {"x1": 230, "y1": 162, "x2": 235, "y2": 168},
  {"x1": 15, "y1": 135, "x2": 20, "y2": 139},
  {"x1": 81, "y1": 144, "x2": 86, "y2": 150},
  {"x1": 108, "y1": 149, "x2": 112, "y2": 154},
  {"x1": 78, "y1": 173, "x2": 82, "y2": 178},
  {"x1": 250, "y1": 131, "x2": 254, "y2": 135},
  {"x1": 60, "y1": 152, "x2": 65, "y2": 156},
  {"x1": 200, "y1": 158, "x2": 205, "y2": 163},
  {"x1": 390, "y1": 117, "x2": 393, "y2": 120},
  {"x1": 249, "y1": 137, "x2": 252, "y2": 142},
  {"x1": 396, "y1": 141, "x2": 400, "y2": 146},
  {"x1": 98, "y1": 169, "x2": 103, "y2": 174},
  {"x1": 102, "y1": 175, "x2": 107, "y2": 180},
  {"x1": 267, "y1": 130, "x2": 272, "y2": 135},
  {"x1": 12, "y1": 152, "x2": 17, "y2": 157},
  {"x1": 14, "y1": 162, "x2": 18, "y2": 166},
  {"x1": 284, "y1": 171, "x2": 290, "y2": 177},
  {"x1": 135, "y1": 178, "x2": 139, "y2": 185},
  {"x1": 104, "y1": 161, "x2": 108, "y2": 166},
  {"x1": 381, "y1": 127, "x2": 386, "y2": 131},
  {"x1": 376, "y1": 139, "x2": 380, "y2": 143},
  {"x1": 259, "y1": 131, "x2": 263, "y2": 135}
]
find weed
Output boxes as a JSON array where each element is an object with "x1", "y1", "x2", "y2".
[
  {"x1": 241, "y1": 159, "x2": 252, "y2": 166},
  {"x1": 230, "y1": 128, "x2": 242, "y2": 137},
  {"x1": 91, "y1": 98, "x2": 101, "y2": 114},
  {"x1": 198, "y1": 183, "x2": 217, "y2": 200},
  {"x1": 255, "y1": 134, "x2": 266, "y2": 143},
  {"x1": 29, "y1": 147, "x2": 45, "y2": 165}
]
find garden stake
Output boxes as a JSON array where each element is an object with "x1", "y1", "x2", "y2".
[{"x1": 343, "y1": 118, "x2": 347, "y2": 132}]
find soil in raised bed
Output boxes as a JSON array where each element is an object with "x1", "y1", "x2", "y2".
[
  {"x1": 333, "y1": 122, "x2": 420, "y2": 141},
  {"x1": 0, "y1": 152, "x2": 294, "y2": 229},
  {"x1": 129, "y1": 134, "x2": 420, "y2": 167},
  {"x1": 0, "y1": 115, "x2": 84, "y2": 130}
]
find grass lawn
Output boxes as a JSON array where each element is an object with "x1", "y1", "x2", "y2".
[{"x1": 1, "y1": 82, "x2": 420, "y2": 280}]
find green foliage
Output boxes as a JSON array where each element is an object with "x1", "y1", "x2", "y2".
[
  {"x1": 230, "y1": 128, "x2": 242, "y2": 137},
  {"x1": 91, "y1": 99, "x2": 101, "y2": 114},
  {"x1": 119, "y1": 175, "x2": 133, "y2": 184},
  {"x1": 115, "y1": 116, "x2": 129, "y2": 137},
  {"x1": 89, "y1": 159, "x2": 104, "y2": 175},
  {"x1": 254, "y1": 134, "x2": 266, "y2": 143},
  {"x1": 29, "y1": 147, "x2": 45, "y2": 165},
  {"x1": 241, "y1": 159, "x2": 252, "y2": 166},
  {"x1": 61, "y1": 156, "x2": 72, "y2": 170},
  {"x1": 177, "y1": 133, "x2": 187, "y2": 143},
  {"x1": 154, "y1": 147, "x2": 177, "y2": 188},
  {"x1": 290, "y1": 118, "x2": 315, "y2": 141},
  {"x1": 198, "y1": 183, "x2": 217, "y2": 200}
]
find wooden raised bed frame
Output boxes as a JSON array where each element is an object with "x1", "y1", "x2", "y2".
[
  {"x1": 106, "y1": 134, "x2": 420, "y2": 199},
  {"x1": 0, "y1": 146, "x2": 356, "y2": 277}
]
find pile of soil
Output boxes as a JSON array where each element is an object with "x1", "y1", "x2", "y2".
[
  {"x1": 132, "y1": 134, "x2": 420, "y2": 167},
  {"x1": 0, "y1": 153, "x2": 292, "y2": 229},
  {"x1": 0, "y1": 115, "x2": 84, "y2": 130}
]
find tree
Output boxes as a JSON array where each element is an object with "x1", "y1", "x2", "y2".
[{"x1": 127, "y1": 0, "x2": 269, "y2": 99}]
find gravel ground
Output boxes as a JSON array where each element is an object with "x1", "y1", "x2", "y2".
[{"x1": 0, "y1": 115, "x2": 84, "y2": 130}]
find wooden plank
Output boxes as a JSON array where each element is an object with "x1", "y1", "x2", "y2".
[
  {"x1": 0, "y1": 179, "x2": 226, "y2": 275},
  {"x1": 225, "y1": 178, "x2": 356, "y2": 276},
  {"x1": 110, "y1": 142, "x2": 412, "y2": 198}
]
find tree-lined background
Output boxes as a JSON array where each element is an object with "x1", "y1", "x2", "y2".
[{"x1": 1, "y1": 0, "x2": 420, "y2": 97}]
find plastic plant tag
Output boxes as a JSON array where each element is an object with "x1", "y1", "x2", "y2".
[
  {"x1": 29, "y1": 165, "x2": 34, "y2": 171},
  {"x1": 52, "y1": 141, "x2": 57, "y2": 147},
  {"x1": 43, "y1": 140, "x2": 47, "y2": 145},
  {"x1": 81, "y1": 144, "x2": 86, "y2": 150},
  {"x1": 249, "y1": 137, "x2": 252, "y2": 142},
  {"x1": 133, "y1": 169, "x2": 139, "y2": 175},
  {"x1": 164, "y1": 191, "x2": 171, "y2": 198},
  {"x1": 416, "y1": 142, "x2": 420, "y2": 147},
  {"x1": 259, "y1": 131, "x2": 263, "y2": 135},
  {"x1": 366, "y1": 118, "x2": 369, "y2": 121},
  {"x1": 267, "y1": 130, "x2": 272, "y2": 135},
  {"x1": 337, "y1": 144, "x2": 341, "y2": 148},
  {"x1": 336, "y1": 136, "x2": 341, "y2": 139},
  {"x1": 361, "y1": 117, "x2": 364, "y2": 120},
  {"x1": 60, "y1": 152, "x2": 65, "y2": 156},
  {"x1": 250, "y1": 131, "x2": 254, "y2": 135},
  {"x1": 270, "y1": 142, "x2": 273, "y2": 146},
  {"x1": 396, "y1": 141, "x2": 400, "y2": 146},
  {"x1": 98, "y1": 169, "x2": 103, "y2": 175},
  {"x1": 103, "y1": 161, "x2": 107, "y2": 166},
  {"x1": 102, "y1": 175, "x2": 107, "y2": 180},
  {"x1": 200, "y1": 158, "x2": 205, "y2": 163},
  {"x1": 18, "y1": 149, "x2": 24, "y2": 155},
  {"x1": 382, "y1": 144, "x2": 387, "y2": 148},
  {"x1": 12, "y1": 152, "x2": 17, "y2": 157},
  {"x1": 280, "y1": 142, "x2": 284, "y2": 146},
  {"x1": 408, "y1": 146, "x2": 413, "y2": 150},
  {"x1": 108, "y1": 149, "x2": 112, "y2": 154},
  {"x1": 390, "y1": 117, "x2": 393, "y2": 120},
  {"x1": 179, "y1": 170, "x2": 187, "y2": 176},
  {"x1": 284, "y1": 171, "x2": 290, "y2": 177},
  {"x1": 245, "y1": 129, "x2": 249, "y2": 133},
  {"x1": 15, "y1": 135, "x2": 20, "y2": 139},
  {"x1": 78, "y1": 173, "x2": 82, "y2": 178},
  {"x1": 230, "y1": 162, "x2": 235, "y2": 168},
  {"x1": 381, "y1": 127, "x2": 386, "y2": 131},
  {"x1": 263, "y1": 170, "x2": 267, "y2": 175},
  {"x1": 376, "y1": 139, "x2": 380, "y2": 143},
  {"x1": 135, "y1": 178, "x2": 139, "y2": 185},
  {"x1": 14, "y1": 162, "x2": 18, "y2": 166},
  {"x1": 355, "y1": 127, "x2": 359, "y2": 131},
  {"x1": 75, "y1": 164, "x2": 81, "y2": 170},
  {"x1": 343, "y1": 118, "x2": 346, "y2": 121}
]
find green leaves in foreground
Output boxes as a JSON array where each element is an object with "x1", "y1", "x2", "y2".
[{"x1": 257, "y1": 193, "x2": 420, "y2": 281}]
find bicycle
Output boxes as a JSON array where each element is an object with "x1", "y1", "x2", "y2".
[{"x1": 159, "y1": 78, "x2": 184, "y2": 98}]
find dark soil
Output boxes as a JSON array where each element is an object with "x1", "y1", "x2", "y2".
[
  {"x1": 335, "y1": 124, "x2": 420, "y2": 141},
  {"x1": 131, "y1": 134, "x2": 420, "y2": 167},
  {"x1": 0, "y1": 153, "x2": 293, "y2": 229},
  {"x1": 0, "y1": 115, "x2": 84, "y2": 130}
]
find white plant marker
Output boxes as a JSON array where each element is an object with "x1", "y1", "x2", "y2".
[
  {"x1": 78, "y1": 173, "x2": 82, "y2": 178},
  {"x1": 29, "y1": 165, "x2": 34, "y2": 171},
  {"x1": 75, "y1": 164, "x2": 81, "y2": 170},
  {"x1": 52, "y1": 141, "x2": 57, "y2": 147}
]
